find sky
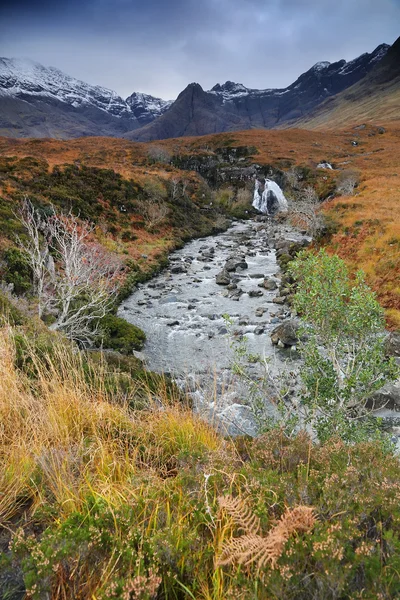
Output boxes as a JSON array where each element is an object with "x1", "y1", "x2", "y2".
[{"x1": 0, "y1": 0, "x2": 399, "y2": 100}]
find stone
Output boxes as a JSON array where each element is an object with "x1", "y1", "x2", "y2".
[
  {"x1": 263, "y1": 279, "x2": 278, "y2": 290},
  {"x1": 216, "y1": 270, "x2": 231, "y2": 285},
  {"x1": 227, "y1": 283, "x2": 238, "y2": 290},
  {"x1": 159, "y1": 295, "x2": 180, "y2": 304},
  {"x1": 367, "y1": 380, "x2": 400, "y2": 411},
  {"x1": 248, "y1": 289, "x2": 263, "y2": 298},
  {"x1": 218, "y1": 326, "x2": 228, "y2": 335},
  {"x1": 167, "y1": 320, "x2": 180, "y2": 327},
  {"x1": 254, "y1": 325, "x2": 265, "y2": 335},
  {"x1": 270, "y1": 320, "x2": 300, "y2": 347},
  {"x1": 272, "y1": 296, "x2": 286, "y2": 305},
  {"x1": 386, "y1": 333, "x2": 400, "y2": 357},
  {"x1": 170, "y1": 265, "x2": 185, "y2": 274},
  {"x1": 255, "y1": 307, "x2": 266, "y2": 317}
]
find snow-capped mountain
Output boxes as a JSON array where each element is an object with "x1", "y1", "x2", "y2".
[
  {"x1": 126, "y1": 92, "x2": 173, "y2": 125},
  {"x1": 0, "y1": 42, "x2": 392, "y2": 140},
  {"x1": 0, "y1": 58, "x2": 171, "y2": 138},
  {"x1": 126, "y1": 43, "x2": 390, "y2": 141}
]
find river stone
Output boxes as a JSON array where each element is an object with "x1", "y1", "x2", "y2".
[
  {"x1": 254, "y1": 325, "x2": 265, "y2": 335},
  {"x1": 159, "y1": 295, "x2": 180, "y2": 304},
  {"x1": 167, "y1": 320, "x2": 180, "y2": 327},
  {"x1": 248, "y1": 289, "x2": 263, "y2": 298},
  {"x1": 366, "y1": 380, "x2": 400, "y2": 410},
  {"x1": 263, "y1": 279, "x2": 278, "y2": 290},
  {"x1": 273, "y1": 296, "x2": 286, "y2": 305},
  {"x1": 249, "y1": 273, "x2": 265, "y2": 279},
  {"x1": 227, "y1": 283, "x2": 238, "y2": 290},
  {"x1": 255, "y1": 307, "x2": 266, "y2": 317},
  {"x1": 170, "y1": 265, "x2": 186, "y2": 274},
  {"x1": 270, "y1": 320, "x2": 300, "y2": 347},
  {"x1": 216, "y1": 270, "x2": 231, "y2": 285},
  {"x1": 386, "y1": 333, "x2": 400, "y2": 357}
]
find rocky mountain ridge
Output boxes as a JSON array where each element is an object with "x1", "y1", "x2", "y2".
[{"x1": 0, "y1": 43, "x2": 391, "y2": 139}]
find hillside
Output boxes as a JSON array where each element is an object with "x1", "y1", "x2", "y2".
[
  {"x1": 0, "y1": 123, "x2": 399, "y2": 327},
  {"x1": 292, "y1": 36, "x2": 400, "y2": 130}
]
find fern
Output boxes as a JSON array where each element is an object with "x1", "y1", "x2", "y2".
[
  {"x1": 218, "y1": 495, "x2": 261, "y2": 535},
  {"x1": 217, "y1": 498, "x2": 316, "y2": 570}
]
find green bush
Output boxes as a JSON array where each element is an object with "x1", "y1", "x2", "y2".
[
  {"x1": 2, "y1": 247, "x2": 32, "y2": 295},
  {"x1": 0, "y1": 290, "x2": 27, "y2": 325},
  {"x1": 97, "y1": 314, "x2": 146, "y2": 354}
]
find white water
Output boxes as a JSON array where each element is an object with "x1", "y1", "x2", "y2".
[{"x1": 252, "y1": 179, "x2": 288, "y2": 215}]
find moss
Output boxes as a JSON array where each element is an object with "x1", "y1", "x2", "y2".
[{"x1": 97, "y1": 314, "x2": 146, "y2": 354}]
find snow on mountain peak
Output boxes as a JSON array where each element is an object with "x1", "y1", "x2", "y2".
[
  {"x1": 0, "y1": 57, "x2": 172, "y2": 123},
  {"x1": 311, "y1": 61, "x2": 331, "y2": 72}
]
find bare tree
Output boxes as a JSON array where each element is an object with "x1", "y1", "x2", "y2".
[
  {"x1": 17, "y1": 200, "x2": 51, "y2": 318},
  {"x1": 336, "y1": 169, "x2": 360, "y2": 196},
  {"x1": 17, "y1": 199, "x2": 121, "y2": 346},
  {"x1": 147, "y1": 145, "x2": 172, "y2": 164},
  {"x1": 143, "y1": 200, "x2": 169, "y2": 230},
  {"x1": 289, "y1": 186, "x2": 325, "y2": 237}
]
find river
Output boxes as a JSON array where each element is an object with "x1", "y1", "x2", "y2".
[{"x1": 118, "y1": 218, "x2": 308, "y2": 435}]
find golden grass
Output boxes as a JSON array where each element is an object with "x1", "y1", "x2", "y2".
[{"x1": 0, "y1": 327, "x2": 225, "y2": 525}]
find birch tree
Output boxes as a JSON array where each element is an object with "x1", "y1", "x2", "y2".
[{"x1": 18, "y1": 199, "x2": 121, "y2": 346}]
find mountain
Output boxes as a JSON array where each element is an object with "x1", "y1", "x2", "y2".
[
  {"x1": 0, "y1": 43, "x2": 392, "y2": 140},
  {"x1": 124, "y1": 43, "x2": 389, "y2": 141},
  {"x1": 290, "y1": 36, "x2": 400, "y2": 129},
  {"x1": 0, "y1": 58, "x2": 170, "y2": 138}
]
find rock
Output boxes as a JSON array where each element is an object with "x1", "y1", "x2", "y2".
[
  {"x1": 227, "y1": 283, "x2": 238, "y2": 290},
  {"x1": 248, "y1": 289, "x2": 263, "y2": 298},
  {"x1": 159, "y1": 295, "x2": 180, "y2": 304},
  {"x1": 218, "y1": 326, "x2": 228, "y2": 335},
  {"x1": 255, "y1": 307, "x2": 266, "y2": 317},
  {"x1": 225, "y1": 257, "x2": 248, "y2": 272},
  {"x1": 272, "y1": 296, "x2": 286, "y2": 305},
  {"x1": 386, "y1": 333, "x2": 400, "y2": 357},
  {"x1": 216, "y1": 270, "x2": 231, "y2": 285},
  {"x1": 239, "y1": 318, "x2": 249, "y2": 326},
  {"x1": 187, "y1": 304, "x2": 196, "y2": 310},
  {"x1": 248, "y1": 273, "x2": 265, "y2": 279},
  {"x1": 254, "y1": 325, "x2": 265, "y2": 335},
  {"x1": 167, "y1": 320, "x2": 180, "y2": 327},
  {"x1": 263, "y1": 279, "x2": 278, "y2": 290},
  {"x1": 170, "y1": 264, "x2": 185, "y2": 274},
  {"x1": 270, "y1": 320, "x2": 300, "y2": 347},
  {"x1": 367, "y1": 380, "x2": 400, "y2": 410}
]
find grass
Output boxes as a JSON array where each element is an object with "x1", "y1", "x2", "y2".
[{"x1": 1, "y1": 326, "x2": 400, "y2": 599}]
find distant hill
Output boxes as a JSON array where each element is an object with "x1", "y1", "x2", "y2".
[
  {"x1": 290, "y1": 36, "x2": 400, "y2": 130},
  {"x1": 0, "y1": 43, "x2": 391, "y2": 139}
]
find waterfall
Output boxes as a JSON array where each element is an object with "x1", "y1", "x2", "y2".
[{"x1": 252, "y1": 179, "x2": 288, "y2": 215}]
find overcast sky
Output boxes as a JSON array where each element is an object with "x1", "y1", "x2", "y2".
[{"x1": 0, "y1": 0, "x2": 399, "y2": 99}]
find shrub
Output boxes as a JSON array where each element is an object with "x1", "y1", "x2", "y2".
[
  {"x1": 2, "y1": 247, "x2": 32, "y2": 295},
  {"x1": 289, "y1": 249, "x2": 399, "y2": 441},
  {"x1": 98, "y1": 314, "x2": 146, "y2": 354}
]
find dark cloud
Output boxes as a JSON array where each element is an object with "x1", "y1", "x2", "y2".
[{"x1": 0, "y1": 0, "x2": 399, "y2": 99}]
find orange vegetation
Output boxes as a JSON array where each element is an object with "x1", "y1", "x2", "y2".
[{"x1": 0, "y1": 123, "x2": 399, "y2": 327}]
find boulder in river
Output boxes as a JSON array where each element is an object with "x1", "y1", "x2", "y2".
[
  {"x1": 270, "y1": 320, "x2": 300, "y2": 347},
  {"x1": 216, "y1": 269, "x2": 231, "y2": 285}
]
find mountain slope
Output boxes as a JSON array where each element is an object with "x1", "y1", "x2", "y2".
[
  {"x1": 290, "y1": 36, "x2": 400, "y2": 130},
  {"x1": 0, "y1": 43, "x2": 391, "y2": 140},
  {"x1": 125, "y1": 44, "x2": 389, "y2": 141},
  {"x1": 0, "y1": 58, "x2": 170, "y2": 138}
]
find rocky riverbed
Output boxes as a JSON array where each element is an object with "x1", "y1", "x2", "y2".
[
  {"x1": 119, "y1": 218, "x2": 309, "y2": 434},
  {"x1": 119, "y1": 217, "x2": 400, "y2": 439}
]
